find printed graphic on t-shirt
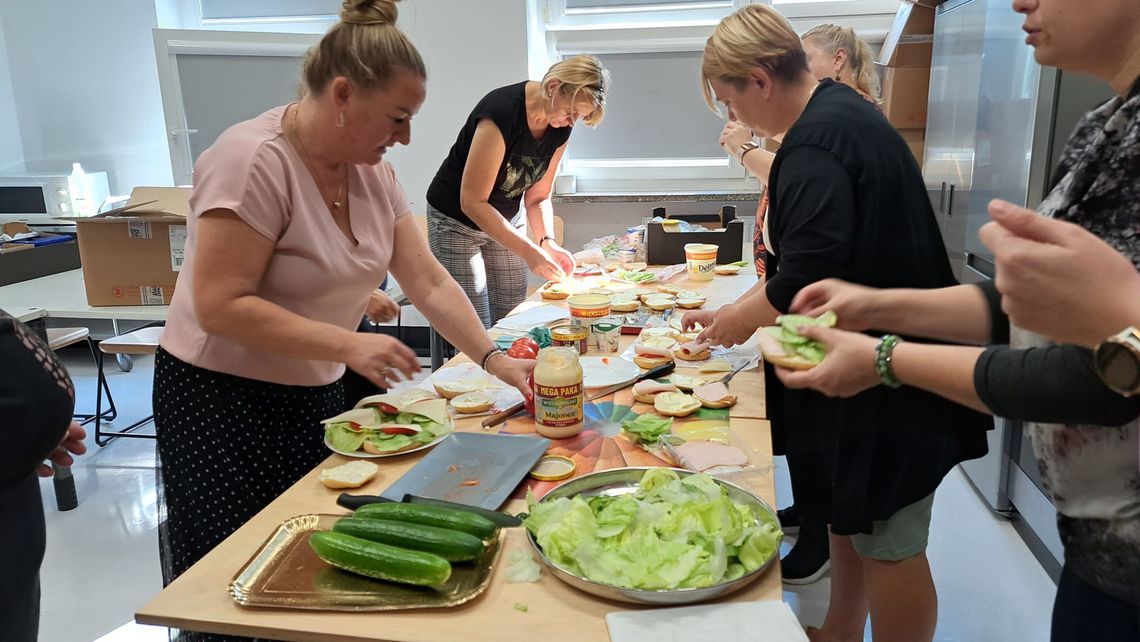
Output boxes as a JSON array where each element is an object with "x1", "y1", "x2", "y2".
[{"x1": 500, "y1": 154, "x2": 549, "y2": 200}]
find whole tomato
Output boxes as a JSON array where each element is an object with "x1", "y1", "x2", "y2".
[
  {"x1": 506, "y1": 343, "x2": 537, "y2": 360},
  {"x1": 512, "y1": 337, "x2": 541, "y2": 353}
]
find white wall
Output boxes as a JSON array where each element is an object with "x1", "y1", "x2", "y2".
[
  {"x1": 386, "y1": 0, "x2": 528, "y2": 212},
  {"x1": 0, "y1": 13, "x2": 24, "y2": 173},
  {"x1": 0, "y1": 0, "x2": 172, "y2": 193}
]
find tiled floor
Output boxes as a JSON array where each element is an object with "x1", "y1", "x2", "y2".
[{"x1": 41, "y1": 348, "x2": 1056, "y2": 642}]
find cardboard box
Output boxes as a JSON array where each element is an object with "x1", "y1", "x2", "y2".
[
  {"x1": 72, "y1": 187, "x2": 191, "y2": 306},
  {"x1": 879, "y1": 64, "x2": 930, "y2": 129},
  {"x1": 646, "y1": 219, "x2": 744, "y2": 266},
  {"x1": 878, "y1": 3, "x2": 935, "y2": 68},
  {"x1": 900, "y1": 129, "x2": 926, "y2": 167}
]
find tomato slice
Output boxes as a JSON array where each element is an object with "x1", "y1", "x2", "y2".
[
  {"x1": 376, "y1": 403, "x2": 399, "y2": 415},
  {"x1": 512, "y1": 337, "x2": 541, "y2": 353},
  {"x1": 380, "y1": 424, "x2": 421, "y2": 436}
]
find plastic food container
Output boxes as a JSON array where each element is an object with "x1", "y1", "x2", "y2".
[
  {"x1": 551, "y1": 325, "x2": 590, "y2": 355},
  {"x1": 590, "y1": 318, "x2": 622, "y2": 353},
  {"x1": 568, "y1": 294, "x2": 612, "y2": 326},
  {"x1": 685, "y1": 243, "x2": 719, "y2": 281},
  {"x1": 533, "y1": 347, "x2": 584, "y2": 439}
]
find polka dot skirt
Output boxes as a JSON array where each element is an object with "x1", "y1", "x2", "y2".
[{"x1": 153, "y1": 347, "x2": 341, "y2": 642}]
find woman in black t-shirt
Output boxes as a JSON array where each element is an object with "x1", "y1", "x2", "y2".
[
  {"x1": 426, "y1": 56, "x2": 609, "y2": 327},
  {"x1": 687, "y1": 6, "x2": 989, "y2": 642}
]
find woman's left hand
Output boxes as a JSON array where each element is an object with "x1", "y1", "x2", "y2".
[
  {"x1": 774, "y1": 326, "x2": 881, "y2": 397},
  {"x1": 487, "y1": 354, "x2": 536, "y2": 401},
  {"x1": 545, "y1": 241, "x2": 576, "y2": 276},
  {"x1": 37, "y1": 421, "x2": 87, "y2": 477},
  {"x1": 365, "y1": 289, "x2": 400, "y2": 324}
]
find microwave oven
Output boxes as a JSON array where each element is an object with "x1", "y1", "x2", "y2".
[{"x1": 0, "y1": 171, "x2": 111, "y2": 220}]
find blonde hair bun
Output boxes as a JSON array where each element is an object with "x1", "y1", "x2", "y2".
[
  {"x1": 542, "y1": 54, "x2": 611, "y2": 127},
  {"x1": 340, "y1": 0, "x2": 398, "y2": 26}
]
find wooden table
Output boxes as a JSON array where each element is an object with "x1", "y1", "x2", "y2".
[{"x1": 136, "y1": 266, "x2": 778, "y2": 642}]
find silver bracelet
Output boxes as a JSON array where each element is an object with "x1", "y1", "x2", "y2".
[{"x1": 480, "y1": 347, "x2": 504, "y2": 371}]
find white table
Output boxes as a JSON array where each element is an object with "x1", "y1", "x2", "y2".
[
  {"x1": 0, "y1": 269, "x2": 168, "y2": 323},
  {"x1": 7, "y1": 306, "x2": 46, "y2": 323}
]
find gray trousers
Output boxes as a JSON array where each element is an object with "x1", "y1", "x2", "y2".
[{"x1": 426, "y1": 206, "x2": 529, "y2": 329}]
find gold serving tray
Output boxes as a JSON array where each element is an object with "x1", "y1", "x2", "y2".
[{"x1": 229, "y1": 514, "x2": 504, "y2": 611}]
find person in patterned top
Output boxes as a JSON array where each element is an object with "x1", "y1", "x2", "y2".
[
  {"x1": 772, "y1": 0, "x2": 1140, "y2": 637},
  {"x1": 0, "y1": 309, "x2": 87, "y2": 642}
]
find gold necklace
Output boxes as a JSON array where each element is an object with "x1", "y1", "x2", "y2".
[{"x1": 290, "y1": 104, "x2": 346, "y2": 211}]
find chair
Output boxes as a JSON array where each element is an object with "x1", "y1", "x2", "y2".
[
  {"x1": 93, "y1": 326, "x2": 163, "y2": 446},
  {"x1": 47, "y1": 327, "x2": 117, "y2": 427}
]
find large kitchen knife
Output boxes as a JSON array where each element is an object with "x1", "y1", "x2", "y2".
[
  {"x1": 586, "y1": 361, "x2": 676, "y2": 401},
  {"x1": 336, "y1": 492, "x2": 523, "y2": 528}
]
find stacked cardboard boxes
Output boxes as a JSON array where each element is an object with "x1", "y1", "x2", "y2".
[{"x1": 876, "y1": 1, "x2": 937, "y2": 167}]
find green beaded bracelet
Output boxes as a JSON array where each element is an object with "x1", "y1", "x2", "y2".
[{"x1": 874, "y1": 334, "x2": 903, "y2": 388}]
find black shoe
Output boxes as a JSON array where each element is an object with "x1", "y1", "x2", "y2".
[
  {"x1": 780, "y1": 535, "x2": 830, "y2": 585},
  {"x1": 777, "y1": 505, "x2": 800, "y2": 535}
]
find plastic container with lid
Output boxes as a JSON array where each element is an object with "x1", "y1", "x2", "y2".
[
  {"x1": 567, "y1": 294, "x2": 612, "y2": 326},
  {"x1": 684, "y1": 243, "x2": 719, "y2": 281},
  {"x1": 532, "y1": 346, "x2": 584, "y2": 439}
]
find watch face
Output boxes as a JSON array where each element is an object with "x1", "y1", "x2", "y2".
[{"x1": 1096, "y1": 342, "x2": 1140, "y2": 392}]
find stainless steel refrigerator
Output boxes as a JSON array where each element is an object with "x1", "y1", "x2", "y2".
[{"x1": 922, "y1": 0, "x2": 1116, "y2": 580}]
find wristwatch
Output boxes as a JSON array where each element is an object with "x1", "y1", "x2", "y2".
[
  {"x1": 738, "y1": 141, "x2": 760, "y2": 162},
  {"x1": 1093, "y1": 327, "x2": 1140, "y2": 396}
]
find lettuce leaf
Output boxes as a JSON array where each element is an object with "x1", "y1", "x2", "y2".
[
  {"x1": 364, "y1": 433, "x2": 413, "y2": 452},
  {"x1": 325, "y1": 424, "x2": 367, "y2": 453},
  {"x1": 620, "y1": 414, "x2": 673, "y2": 444},
  {"x1": 765, "y1": 311, "x2": 838, "y2": 366},
  {"x1": 523, "y1": 471, "x2": 781, "y2": 591}
]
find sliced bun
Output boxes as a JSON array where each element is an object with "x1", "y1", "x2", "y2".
[
  {"x1": 433, "y1": 380, "x2": 477, "y2": 399},
  {"x1": 611, "y1": 300, "x2": 640, "y2": 313},
  {"x1": 633, "y1": 393, "x2": 659, "y2": 404},
  {"x1": 451, "y1": 391, "x2": 494, "y2": 414},
  {"x1": 319, "y1": 461, "x2": 379, "y2": 489},
  {"x1": 757, "y1": 326, "x2": 818, "y2": 371},
  {"x1": 676, "y1": 298, "x2": 706, "y2": 309},
  {"x1": 540, "y1": 288, "x2": 570, "y2": 301},
  {"x1": 634, "y1": 354, "x2": 673, "y2": 369},
  {"x1": 675, "y1": 348, "x2": 711, "y2": 362},
  {"x1": 654, "y1": 392, "x2": 701, "y2": 417}
]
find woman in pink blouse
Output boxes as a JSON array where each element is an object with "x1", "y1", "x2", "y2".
[{"x1": 153, "y1": 0, "x2": 534, "y2": 605}]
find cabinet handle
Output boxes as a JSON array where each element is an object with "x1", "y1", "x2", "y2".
[
  {"x1": 947, "y1": 184, "x2": 955, "y2": 216},
  {"x1": 938, "y1": 181, "x2": 947, "y2": 214}
]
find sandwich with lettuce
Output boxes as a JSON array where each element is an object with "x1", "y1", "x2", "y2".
[
  {"x1": 321, "y1": 397, "x2": 452, "y2": 455},
  {"x1": 756, "y1": 310, "x2": 837, "y2": 370}
]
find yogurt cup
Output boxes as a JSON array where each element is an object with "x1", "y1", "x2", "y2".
[{"x1": 685, "y1": 243, "x2": 719, "y2": 281}]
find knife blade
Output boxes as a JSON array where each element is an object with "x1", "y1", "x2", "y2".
[
  {"x1": 586, "y1": 360, "x2": 676, "y2": 401},
  {"x1": 335, "y1": 492, "x2": 523, "y2": 527}
]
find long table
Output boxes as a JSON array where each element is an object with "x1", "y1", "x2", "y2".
[{"x1": 136, "y1": 266, "x2": 778, "y2": 641}]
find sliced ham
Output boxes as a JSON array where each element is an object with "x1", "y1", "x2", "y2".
[
  {"x1": 693, "y1": 381, "x2": 731, "y2": 403},
  {"x1": 633, "y1": 380, "x2": 680, "y2": 395},
  {"x1": 634, "y1": 342, "x2": 674, "y2": 358},
  {"x1": 680, "y1": 340, "x2": 712, "y2": 355},
  {"x1": 673, "y1": 441, "x2": 749, "y2": 471}
]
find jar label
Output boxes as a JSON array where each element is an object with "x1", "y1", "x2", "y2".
[{"x1": 534, "y1": 382, "x2": 584, "y2": 428}]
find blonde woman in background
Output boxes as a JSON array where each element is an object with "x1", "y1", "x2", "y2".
[
  {"x1": 154, "y1": 7, "x2": 535, "y2": 640},
  {"x1": 717, "y1": 25, "x2": 886, "y2": 586},
  {"x1": 426, "y1": 56, "x2": 609, "y2": 328},
  {"x1": 687, "y1": 5, "x2": 990, "y2": 641}
]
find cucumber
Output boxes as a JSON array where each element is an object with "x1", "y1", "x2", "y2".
[
  {"x1": 308, "y1": 531, "x2": 451, "y2": 586},
  {"x1": 353, "y1": 503, "x2": 497, "y2": 539},
  {"x1": 333, "y1": 517, "x2": 484, "y2": 562}
]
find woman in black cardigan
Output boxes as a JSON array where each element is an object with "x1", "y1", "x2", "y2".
[
  {"x1": 686, "y1": 6, "x2": 990, "y2": 641},
  {"x1": 0, "y1": 309, "x2": 87, "y2": 642}
]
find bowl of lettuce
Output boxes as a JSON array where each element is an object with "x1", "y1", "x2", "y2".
[
  {"x1": 523, "y1": 467, "x2": 782, "y2": 604},
  {"x1": 321, "y1": 398, "x2": 453, "y2": 458}
]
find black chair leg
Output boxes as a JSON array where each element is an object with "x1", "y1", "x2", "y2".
[
  {"x1": 93, "y1": 347, "x2": 155, "y2": 447},
  {"x1": 76, "y1": 336, "x2": 116, "y2": 427}
]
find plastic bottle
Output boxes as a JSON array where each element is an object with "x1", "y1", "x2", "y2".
[{"x1": 68, "y1": 162, "x2": 93, "y2": 216}]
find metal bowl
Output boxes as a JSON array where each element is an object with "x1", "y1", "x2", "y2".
[{"x1": 525, "y1": 467, "x2": 782, "y2": 605}]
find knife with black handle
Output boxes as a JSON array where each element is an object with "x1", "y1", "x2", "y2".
[
  {"x1": 336, "y1": 492, "x2": 523, "y2": 528},
  {"x1": 586, "y1": 360, "x2": 676, "y2": 401}
]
